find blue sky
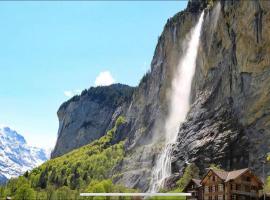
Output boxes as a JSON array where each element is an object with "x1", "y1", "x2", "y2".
[{"x1": 0, "y1": 1, "x2": 187, "y2": 149}]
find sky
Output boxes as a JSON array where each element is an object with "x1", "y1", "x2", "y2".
[{"x1": 0, "y1": 1, "x2": 187, "y2": 150}]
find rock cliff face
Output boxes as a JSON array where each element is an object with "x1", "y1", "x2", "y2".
[
  {"x1": 114, "y1": 0, "x2": 208, "y2": 190},
  {"x1": 52, "y1": 0, "x2": 270, "y2": 191},
  {"x1": 172, "y1": 0, "x2": 270, "y2": 180},
  {"x1": 51, "y1": 84, "x2": 134, "y2": 158}
]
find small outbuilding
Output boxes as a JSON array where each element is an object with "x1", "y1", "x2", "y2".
[{"x1": 183, "y1": 178, "x2": 203, "y2": 200}]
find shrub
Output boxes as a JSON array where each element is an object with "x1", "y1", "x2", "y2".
[
  {"x1": 14, "y1": 184, "x2": 35, "y2": 200},
  {"x1": 176, "y1": 163, "x2": 200, "y2": 190}
]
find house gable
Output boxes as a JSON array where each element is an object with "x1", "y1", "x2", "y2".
[
  {"x1": 183, "y1": 179, "x2": 202, "y2": 192},
  {"x1": 201, "y1": 169, "x2": 226, "y2": 185},
  {"x1": 232, "y1": 169, "x2": 263, "y2": 190}
]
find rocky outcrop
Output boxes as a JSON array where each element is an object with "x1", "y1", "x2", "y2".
[
  {"x1": 114, "y1": 0, "x2": 209, "y2": 191},
  {"x1": 172, "y1": 0, "x2": 270, "y2": 180},
  {"x1": 51, "y1": 84, "x2": 134, "y2": 158}
]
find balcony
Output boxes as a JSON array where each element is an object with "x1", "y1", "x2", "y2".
[{"x1": 231, "y1": 190, "x2": 258, "y2": 197}]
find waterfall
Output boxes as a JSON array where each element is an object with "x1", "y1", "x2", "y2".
[{"x1": 149, "y1": 11, "x2": 205, "y2": 192}]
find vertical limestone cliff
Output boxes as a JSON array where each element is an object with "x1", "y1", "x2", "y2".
[
  {"x1": 172, "y1": 0, "x2": 270, "y2": 181},
  {"x1": 51, "y1": 84, "x2": 134, "y2": 158},
  {"x1": 52, "y1": 0, "x2": 270, "y2": 191}
]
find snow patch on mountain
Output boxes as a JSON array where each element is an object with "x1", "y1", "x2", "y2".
[{"x1": 0, "y1": 126, "x2": 49, "y2": 183}]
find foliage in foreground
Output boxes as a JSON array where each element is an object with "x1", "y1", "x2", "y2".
[
  {"x1": 176, "y1": 163, "x2": 200, "y2": 190},
  {"x1": 148, "y1": 163, "x2": 200, "y2": 200},
  {"x1": 0, "y1": 116, "x2": 136, "y2": 200}
]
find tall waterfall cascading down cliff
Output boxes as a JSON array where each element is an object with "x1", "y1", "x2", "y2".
[
  {"x1": 52, "y1": 0, "x2": 270, "y2": 192},
  {"x1": 149, "y1": 11, "x2": 205, "y2": 192}
]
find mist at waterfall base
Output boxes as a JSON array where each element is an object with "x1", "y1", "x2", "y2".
[{"x1": 148, "y1": 11, "x2": 205, "y2": 192}]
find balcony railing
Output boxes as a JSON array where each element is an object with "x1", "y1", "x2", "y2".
[{"x1": 231, "y1": 190, "x2": 258, "y2": 197}]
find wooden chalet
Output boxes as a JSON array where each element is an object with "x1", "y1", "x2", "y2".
[
  {"x1": 183, "y1": 178, "x2": 203, "y2": 200},
  {"x1": 183, "y1": 168, "x2": 263, "y2": 200}
]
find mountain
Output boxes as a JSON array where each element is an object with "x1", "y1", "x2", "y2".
[
  {"x1": 0, "y1": 117, "x2": 137, "y2": 200},
  {"x1": 51, "y1": 83, "x2": 134, "y2": 158},
  {"x1": 171, "y1": 0, "x2": 270, "y2": 182},
  {"x1": 51, "y1": 0, "x2": 270, "y2": 192},
  {"x1": 0, "y1": 126, "x2": 49, "y2": 183}
]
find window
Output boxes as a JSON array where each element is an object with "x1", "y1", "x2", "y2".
[
  {"x1": 213, "y1": 176, "x2": 216, "y2": 181},
  {"x1": 212, "y1": 185, "x2": 216, "y2": 192},
  {"x1": 245, "y1": 185, "x2": 250, "y2": 192},
  {"x1": 205, "y1": 186, "x2": 209, "y2": 193},
  {"x1": 251, "y1": 186, "x2": 257, "y2": 193},
  {"x1": 218, "y1": 184, "x2": 223, "y2": 192},
  {"x1": 231, "y1": 183, "x2": 237, "y2": 190},
  {"x1": 218, "y1": 195, "x2": 223, "y2": 200},
  {"x1": 242, "y1": 176, "x2": 251, "y2": 182},
  {"x1": 215, "y1": 195, "x2": 218, "y2": 200}
]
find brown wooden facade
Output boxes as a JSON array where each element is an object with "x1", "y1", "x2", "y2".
[
  {"x1": 183, "y1": 179, "x2": 203, "y2": 200},
  {"x1": 184, "y1": 168, "x2": 263, "y2": 200}
]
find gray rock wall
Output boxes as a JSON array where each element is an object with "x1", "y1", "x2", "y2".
[
  {"x1": 172, "y1": 0, "x2": 270, "y2": 181},
  {"x1": 51, "y1": 84, "x2": 134, "y2": 158},
  {"x1": 117, "y1": 0, "x2": 270, "y2": 190}
]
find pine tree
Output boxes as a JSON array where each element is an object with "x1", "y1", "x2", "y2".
[{"x1": 176, "y1": 163, "x2": 200, "y2": 190}]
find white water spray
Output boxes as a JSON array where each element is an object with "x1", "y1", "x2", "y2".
[{"x1": 149, "y1": 11, "x2": 205, "y2": 192}]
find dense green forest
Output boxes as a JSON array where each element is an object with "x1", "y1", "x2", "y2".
[
  {"x1": 2, "y1": 114, "x2": 268, "y2": 200},
  {"x1": 0, "y1": 115, "x2": 202, "y2": 200},
  {"x1": 0, "y1": 116, "x2": 137, "y2": 200}
]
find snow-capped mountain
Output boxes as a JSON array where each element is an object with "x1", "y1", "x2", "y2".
[{"x1": 0, "y1": 126, "x2": 49, "y2": 183}]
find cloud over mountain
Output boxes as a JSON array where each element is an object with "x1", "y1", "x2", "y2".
[{"x1": 94, "y1": 71, "x2": 115, "y2": 86}]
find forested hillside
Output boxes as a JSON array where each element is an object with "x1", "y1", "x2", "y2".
[
  {"x1": 0, "y1": 117, "x2": 137, "y2": 200},
  {"x1": 2, "y1": 0, "x2": 270, "y2": 199}
]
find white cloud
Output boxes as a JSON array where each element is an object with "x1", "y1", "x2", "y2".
[
  {"x1": 64, "y1": 89, "x2": 82, "y2": 98},
  {"x1": 94, "y1": 71, "x2": 115, "y2": 86}
]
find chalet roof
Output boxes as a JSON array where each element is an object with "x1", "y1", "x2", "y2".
[
  {"x1": 212, "y1": 169, "x2": 229, "y2": 180},
  {"x1": 202, "y1": 168, "x2": 263, "y2": 187},
  {"x1": 211, "y1": 168, "x2": 250, "y2": 182},
  {"x1": 200, "y1": 168, "x2": 264, "y2": 189},
  {"x1": 225, "y1": 168, "x2": 249, "y2": 182},
  {"x1": 192, "y1": 178, "x2": 202, "y2": 187},
  {"x1": 183, "y1": 178, "x2": 202, "y2": 192}
]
